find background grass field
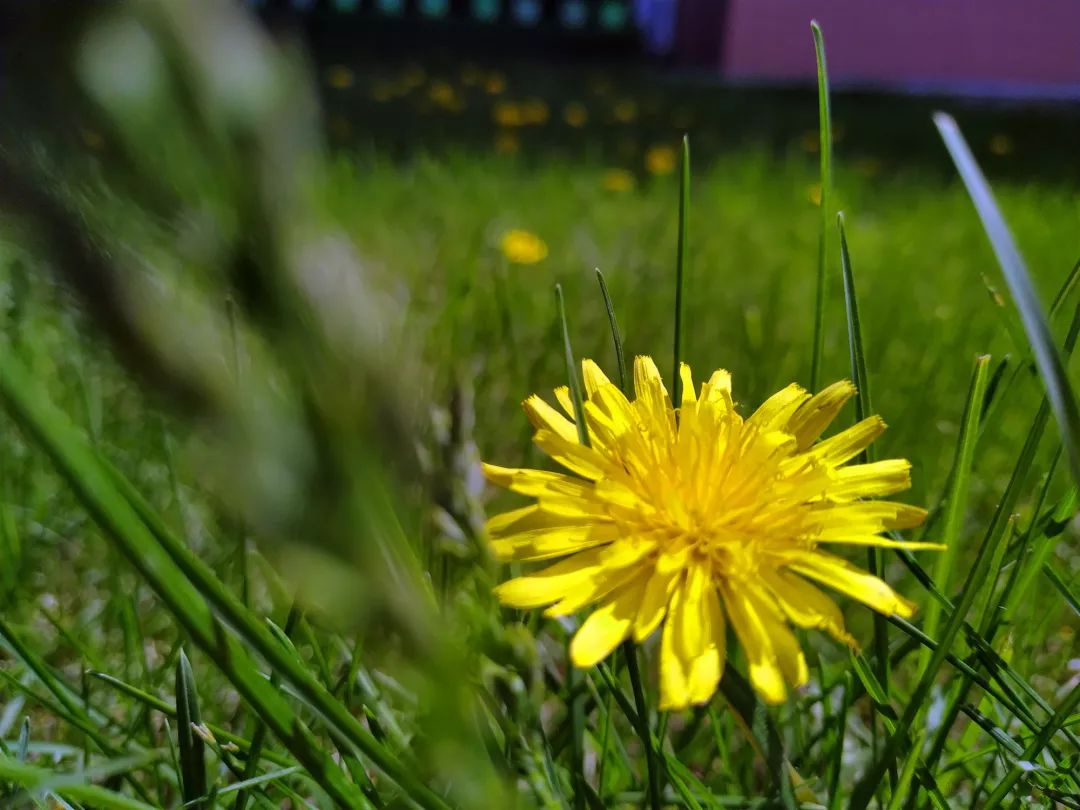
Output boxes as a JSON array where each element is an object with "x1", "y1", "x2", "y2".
[{"x1": 0, "y1": 8, "x2": 1079, "y2": 808}]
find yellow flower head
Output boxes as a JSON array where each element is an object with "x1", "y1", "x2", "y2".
[
  {"x1": 485, "y1": 357, "x2": 935, "y2": 709},
  {"x1": 563, "y1": 102, "x2": 588, "y2": 128},
  {"x1": 601, "y1": 168, "x2": 636, "y2": 193},
  {"x1": 645, "y1": 145, "x2": 677, "y2": 176},
  {"x1": 613, "y1": 98, "x2": 638, "y2": 124},
  {"x1": 493, "y1": 101, "x2": 525, "y2": 128},
  {"x1": 499, "y1": 230, "x2": 548, "y2": 264},
  {"x1": 988, "y1": 133, "x2": 1014, "y2": 156},
  {"x1": 325, "y1": 65, "x2": 355, "y2": 90}
]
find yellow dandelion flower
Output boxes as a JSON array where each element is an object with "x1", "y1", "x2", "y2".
[
  {"x1": 613, "y1": 98, "x2": 638, "y2": 123},
  {"x1": 325, "y1": 65, "x2": 354, "y2": 90},
  {"x1": 563, "y1": 101, "x2": 588, "y2": 128},
  {"x1": 428, "y1": 81, "x2": 463, "y2": 111},
  {"x1": 493, "y1": 101, "x2": 525, "y2": 127},
  {"x1": 485, "y1": 72, "x2": 507, "y2": 95},
  {"x1": 645, "y1": 145, "x2": 677, "y2": 175},
  {"x1": 485, "y1": 358, "x2": 936, "y2": 709},
  {"x1": 988, "y1": 133, "x2": 1014, "y2": 156},
  {"x1": 499, "y1": 230, "x2": 547, "y2": 264},
  {"x1": 494, "y1": 129, "x2": 520, "y2": 156},
  {"x1": 601, "y1": 168, "x2": 635, "y2": 193}
]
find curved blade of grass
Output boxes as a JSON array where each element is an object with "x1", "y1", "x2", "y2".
[
  {"x1": 585, "y1": 276, "x2": 663, "y2": 810},
  {"x1": 175, "y1": 651, "x2": 207, "y2": 809},
  {"x1": 595, "y1": 269, "x2": 627, "y2": 394},
  {"x1": 0, "y1": 756, "x2": 158, "y2": 810},
  {"x1": 983, "y1": 680, "x2": 1080, "y2": 808},
  {"x1": 850, "y1": 357, "x2": 994, "y2": 810},
  {"x1": 0, "y1": 350, "x2": 434, "y2": 810},
  {"x1": 838, "y1": 212, "x2": 891, "y2": 783},
  {"x1": 671, "y1": 135, "x2": 690, "y2": 406},
  {"x1": 809, "y1": 20, "x2": 833, "y2": 392},
  {"x1": 920, "y1": 354, "x2": 992, "y2": 668},
  {"x1": 717, "y1": 667, "x2": 797, "y2": 809},
  {"x1": 935, "y1": 112, "x2": 1080, "y2": 487},
  {"x1": 554, "y1": 283, "x2": 588, "y2": 810}
]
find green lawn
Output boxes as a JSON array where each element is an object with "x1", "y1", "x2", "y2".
[{"x1": 1, "y1": 16, "x2": 1079, "y2": 809}]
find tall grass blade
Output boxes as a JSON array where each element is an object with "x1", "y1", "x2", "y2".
[
  {"x1": 982, "y1": 681, "x2": 1080, "y2": 808},
  {"x1": 809, "y1": 20, "x2": 833, "y2": 392},
  {"x1": 175, "y1": 651, "x2": 207, "y2": 809},
  {"x1": 595, "y1": 269, "x2": 628, "y2": 393},
  {"x1": 921, "y1": 354, "x2": 992, "y2": 667},
  {"x1": 934, "y1": 112, "x2": 1080, "y2": 487},
  {"x1": 850, "y1": 357, "x2": 993, "y2": 810},
  {"x1": 0, "y1": 756, "x2": 157, "y2": 810},
  {"x1": 838, "y1": 212, "x2": 891, "y2": 780},
  {"x1": 555, "y1": 283, "x2": 588, "y2": 809},
  {"x1": 0, "y1": 349, "x2": 438, "y2": 810},
  {"x1": 672, "y1": 135, "x2": 690, "y2": 406},
  {"x1": 587, "y1": 276, "x2": 663, "y2": 810}
]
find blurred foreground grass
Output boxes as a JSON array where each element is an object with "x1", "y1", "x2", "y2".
[{"x1": 0, "y1": 3, "x2": 1078, "y2": 807}]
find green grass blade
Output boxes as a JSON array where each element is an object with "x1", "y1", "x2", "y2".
[
  {"x1": 921, "y1": 354, "x2": 992, "y2": 666},
  {"x1": 983, "y1": 681, "x2": 1080, "y2": 808},
  {"x1": 595, "y1": 269, "x2": 628, "y2": 394},
  {"x1": 809, "y1": 20, "x2": 833, "y2": 392},
  {"x1": 0, "y1": 756, "x2": 158, "y2": 810},
  {"x1": 554, "y1": 283, "x2": 588, "y2": 809},
  {"x1": 838, "y1": 212, "x2": 891, "y2": 781},
  {"x1": 0, "y1": 350, "x2": 433, "y2": 810},
  {"x1": 935, "y1": 112, "x2": 1080, "y2": 487},
  {"x1": 717, "y1": 667, "x2": 797, "y2": 809},
  {"x1": 885, "y1": 730, "x2": 926, "y2": 810},
  {"x1": 586, "y1": 274, "x2": 664, "y2": 810},
  {"x1": 175, "y1": 650, "x2": 207, "y2": 809},
  {"x1": 1042, "y1": 564, "x2": 1080, "y2": 618},
  {"x1": 672, "y1": 135, "x2": 690, "y2": 406},
  {"x1": 1048, "y1": 257, "x2": 1080, "y2": 319},
  {"x1": 15, "y1": 717, "x2": 29, "y2": 762},
  {"x1": 850, "y1": 358, "x2": 993, "y2": 810}
]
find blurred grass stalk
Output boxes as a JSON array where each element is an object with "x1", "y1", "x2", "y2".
[{"x1": 0, "y1": 0, "x2": 504, "y2": 805}]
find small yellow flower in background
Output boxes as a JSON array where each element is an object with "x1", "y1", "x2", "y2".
[
  {"x1": 428, "y1": 81, "x2": 463, "y2": 112},
  {"x1": 485, "y1": 72, "x2": 507, "y2": 95},
  {"x1": 806, "y1": 183, "x2": 823, "y2": 206},
  {"x1": 645, "y1": 145, "x2": 677, "y2": 175},
  {"x1": 563, "y1": 102, "x2": 588, "y2": 128},
  {"x1": 493, "y1": 130, "x2": 520, "y2": 156},
  {"x1": 499, "y1": 229, "x2": 547, "y2": 264},
  {"x1": 602, "y1": 168, "x2": 636, "y2": 193},
  {"x1": 485, "y1": 358, "x2": 934, "y2": 708},
  {"x1": 988, "y1": 133, "x2": 1014, "y2": 156},
  {"x1": 800, "y1": 130, "x2": 820, "y2": 153},
  {"x1": 493, "y1": 101, "x2": 525, "y2": 127},
  {"x1": 325, "y1": 65, "x2": 354, "y2": 90},
  {"x1": 613, "y1": 98, "x2": 638, "y2": 124}
]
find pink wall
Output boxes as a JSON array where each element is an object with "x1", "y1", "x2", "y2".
[{"x1": 722, "y1": 0, "x2": 1080, "y2": 90}]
